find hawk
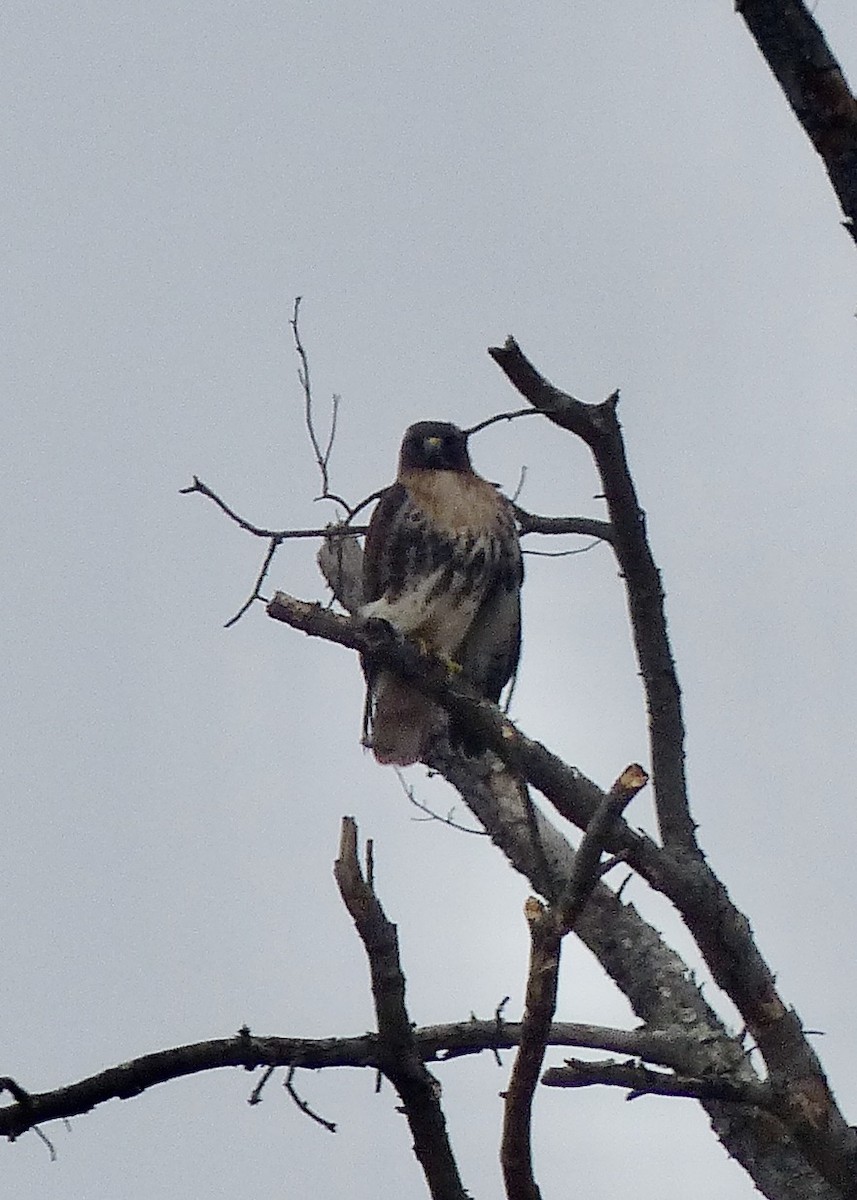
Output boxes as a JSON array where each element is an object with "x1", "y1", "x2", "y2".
[{"x1": 360, "y1": 420, "x2": 523, "y2": 766}]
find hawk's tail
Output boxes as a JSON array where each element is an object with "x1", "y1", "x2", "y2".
[{"x1": 365, "y1": 672, "x2": 434, "y2": 767}]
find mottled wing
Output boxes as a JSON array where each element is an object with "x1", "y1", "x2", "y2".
[
  {"x1": 361, "y1": 482, "x2": 410, "y2": 605},
  {"x1": 457, "y1": 501, "x2": 523, "y2": 701},
  {"x1": 360, "y1": 482, "x2": 438, "y2": 765}
]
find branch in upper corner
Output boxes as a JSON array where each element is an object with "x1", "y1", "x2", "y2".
[
  {"x1": 333, "y1": 817, "x2": 469, "y2": 1200},
  {"x1": 542, "y1": 1057, "x2": 774, "y2": 1107},
  {"x1": 737, "y1": 0, "x2": 857, "y2": 245}
]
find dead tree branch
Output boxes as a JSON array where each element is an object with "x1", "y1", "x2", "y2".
[
  {"x1": 737, "y1": 0, "x2": 857, "y2": 244},
  {"x1": 0, "y1": 1020, "x2": 728, "y2": 1144},
  {"x1": 512, "y1": 506, "x2": 614, "y2": 545},
  {"x1": 542, "y1": 1058, "x2": 773, "y2": 1107},
  {"x1": 500, "y1": 766, "x2": 646, "y2": 1200},
  {"x1": 333, "y1": 817, "x2": 469, "y2": 1200},
  {"x1": 283, "y1": 1066, "x2": 337, "y2": 1133},
  {"x1": 488, "y1": 336, "x2": 692, "y2": 851},
  {"x1": 266, "y1": 449, "x2": 856, "y2": 1193},
  {"x1": 290, "y1": 296, "x2": 344, "y2": 506},
  {"x1": 485, "y1": 335, "x2": 857, "y2": 1197}
]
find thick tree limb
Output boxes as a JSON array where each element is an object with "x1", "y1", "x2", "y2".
[
  {"x1": 0, "y1": 1021, "x2": 721, "y2": 1143},
  {"x1": 737, "y1": 0, "x2": 857, "y2": 244},
  {"x1": 333, "y1": 818, "x2": 468, "y2": 1200},
  {"x1": 485, "y1": 337, "x2": 857, "y2": 1195}
]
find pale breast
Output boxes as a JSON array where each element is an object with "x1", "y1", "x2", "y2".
[{"x1": 403, "y1": 469, "x2": 509, "y2": 536}]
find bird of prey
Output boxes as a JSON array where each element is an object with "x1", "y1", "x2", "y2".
[{"x1": 360, "y1": 420, "x2": 523, "y2": 766}]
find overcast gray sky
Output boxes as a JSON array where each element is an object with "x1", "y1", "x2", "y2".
[{"x1": 3, "y1": 2, "x2": 857, "y2": 1197}]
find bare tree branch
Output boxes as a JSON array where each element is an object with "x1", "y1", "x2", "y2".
[
  {"x1": 485, "y1": 336, "x2": 857, "y2": 1197},
  {"x1": 223, "y1": 534, "x2": 282, "y2": 628},
  {"x1": 283, "y1": 1065, "x2": 337, "y2": 1133},
  {"x1": 500, "y1": 895, "x2": 557, "y2": 1200},
  {"x1": 333, "y1": 817, "x2": 469, "y2": 1200},
  {"x1": 395, "y1": 770, "x2": 487, "y2": 835},
  {"x1": 427, "y1": 748, "x2": 842, "y2": 1200},
  {"x1": 290, "y1": 296, "x2": 344, "y2": 506},
  {"x1": 500, "y1": 766, "x2": 645, "y2": 1200},
  {"x1": 180, "y1": 477, "x2": 370, "y2": 543},
  {"x1": 488, "y1": 336, "x2": 693, "y2": 851},
  {"x1": 0, "y1": 1020, "x2": 717, "y2": 1144},
  {"x1": 542, "y1": 1058, "x2": 773, "y2": 1107},
  {"x1": 182, "y1": 477, "x2": 608, "y2": 551},
  {"x1": 265, "y1": 535, "x2": 856, "y2": 1191},
  {"x1": 512, "y1": 505, "x2": 615, "y2": 545},
  {"x1": 737, "y1": 0, "x2": 857, "y2": 244}
]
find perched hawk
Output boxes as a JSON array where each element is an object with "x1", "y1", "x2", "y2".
[{"x1": 360, "y1": 420, "x2": 523, "y2": 766}]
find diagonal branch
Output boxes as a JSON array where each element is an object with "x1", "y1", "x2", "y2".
[
  {"x1": 333, "y1": 818, "x2": 469, "y2": 1200},
  {"x1": 737, "y1": 0, "x2": 857, "y2": 244},
  {"x1": 488, "y1": 336, "x2": 693, "y2": 851}
]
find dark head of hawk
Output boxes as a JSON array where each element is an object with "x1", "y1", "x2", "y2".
[{"x1": 360, "y1": 420, "x2": 523, "y2": 766}]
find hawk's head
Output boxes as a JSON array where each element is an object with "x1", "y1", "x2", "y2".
[{"x1": 399, "y1": 421, "x2": 472, "y2": 475}]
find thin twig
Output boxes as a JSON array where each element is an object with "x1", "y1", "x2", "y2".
[
  {"x1": 523, "y1": 541, "x2": 602, "y2": 559},
  {"x1": 224, "y1": 535, "x2": 282, "y2": 628},
  {"x1": 396, "y1": 770, "x2": 487, "y2": 835},
  {"x1": 290, "y1": 297, "x2": 346, "y2": 509},
  {"x1": 283, "y1": 1065, "x2": 337, "y2": 1133},
  {"x1": 464, "y1": 408, "x2": 561, "y2": 437},
  {"x1": 32, "y1": 1125, "x2": 57, "y2": 1161},
  {"x1": 248, "y1": 1066, "x2": 276, "y2": 1106}
]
